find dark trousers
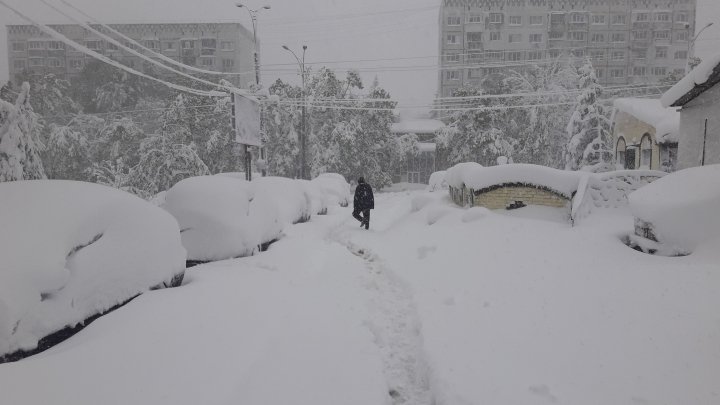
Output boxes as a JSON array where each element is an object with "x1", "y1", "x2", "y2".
[{"x1": 352, "y1": 208, "x2": 370, "y2": 229}]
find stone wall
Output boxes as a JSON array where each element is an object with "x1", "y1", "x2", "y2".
[{"x1": 472, "y1": 186, "x2": 569, "y2": 210}]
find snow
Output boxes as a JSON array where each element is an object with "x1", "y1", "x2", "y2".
[
  {"x1": 251, "y1": 176, "x2": 312, "y2": 225},
  {"x1": 311, "y1": 173, "x2": 351, "y2": 207},
  {"x1": 613, "y1": 98, "x2": 681, "y2": 143},
  {"x1": 1, "y1": 183, "x2": 717, "y2": 405},
  {"x1": 417, "y1": 142, "x2": 436, "y2": 153},
  {"x1": 446, "y1": 163, "x2": 583, "y2": 198},
  {"x1": 0, "y1": 180, "x2": 185, "y2": 358},
  {"x1": 390, "y1": 119, "x2": 445, "y2": 134},
  {"x1": 427, "y1": 170, "x2": 448, "y2": 192},
  {"x1": 662, "y1": 52, "x2": 720, "y2": 107},
  {"x1": 629, "y1": 164, "x2": 720, "y2": 253}
]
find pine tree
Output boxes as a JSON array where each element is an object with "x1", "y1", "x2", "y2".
[
  {"x1": 0, "y1": 82, "x2": 46, "y2": 181},
  {"x1": 564, "y1": 59, "x2": 613, "y2": 171}
]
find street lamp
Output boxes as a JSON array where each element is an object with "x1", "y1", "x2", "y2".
[
  {"x1": 282, "y1": 44, "x2": 309, "y2": 180},
  {"x1": 235, "y1": 3, "x2": 270, "y2": 180},
  {"x1": 686, "y1": 22, "x2": 714, "y2": 73}
]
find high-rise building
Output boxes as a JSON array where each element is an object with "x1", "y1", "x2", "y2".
[
  {"x1": 6, "y1": 22, "x2": 256, "y2": 87},
  {"x1": 438, "y1": 0, "x2": 697, "y2": 97}
]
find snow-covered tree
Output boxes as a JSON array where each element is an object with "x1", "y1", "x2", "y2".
[
  {"x1": 564, "y1": 60, "x2": 613, "y2": 171},
  {"x1": 0, "y1": 82, "x2": 46, "y2": 181},
  {"x1": 44, "y1": 123, "x2": 91, "y2": 180}
]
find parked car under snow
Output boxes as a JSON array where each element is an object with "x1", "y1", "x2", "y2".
[
  {"x1": 628, "y1": 164, "x2": 720, "y2": 255},
  {"x1": 0, "y1": 181, "x2": 186, "y2": 363}
]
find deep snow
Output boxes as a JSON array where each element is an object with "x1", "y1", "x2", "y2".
[{"x1": 0, "y1": 188, "x2": 717, "y2": 405}]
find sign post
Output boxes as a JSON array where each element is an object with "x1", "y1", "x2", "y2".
[{"x1": 232, "y1": 92, "x2": 261, "y2": 181}]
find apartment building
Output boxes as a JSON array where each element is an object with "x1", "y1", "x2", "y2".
[
  {"x1": 6, "y1": 22, "x2": 256, "y2": 87},
  {"x1": 438, "y1": 0, "x2": 697, "y2": 97}
]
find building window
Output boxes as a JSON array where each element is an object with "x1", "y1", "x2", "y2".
[
  {"x1": 446, "y1": 34, "x2": 459, "y2": 44},
  {"x1": 591, "y1": 50, "x2": 605, "y2": 61},
  {"x1": 549, "y1": 31, "x2": 564, "y2": 39},
  {"x1": 47, "y1": 58, "x2": 62, "y2": 68},
  {"x1": 633, "y1": 66, "x2": 647, "y2": 76},
  {"x1": 592, "y1": 15, "x2": 606, "y2": 25},
  {"x1": 200, "y1": 58, "x2": 213, "y2": 67},
  {"x1": 12, "y1": 42, "x2": 26, "y2": 52},
  {"x1": 468, "y1": 14, "x2": 483, "y2": 24},
  {"x1": 635, "y1": 13, "x2": 649, "y2": 22},
  {"x1": 165, "y1": 42, "x2": 175, "y2": 50},
  {"x1": 222, "y1": 59, "x2": 234, "y2": 69},
  {"x1": 467, "y1": 52, "x2": 482, "y2": 62},
  {"x1": 591, "y1": 33, "x2": 606, "y2": 42},
  {"x1": 571, "y1": 13, "x2": 587, "y2": 23},
  {"x1": 655, "y1": 47, "x2": 668, "y2": 58},
  {"x1": 611, "y1": 33, "x2": 626, "y2": 43},
  {"x1": 29, "y1": 58, "x2": 44, "y2": 67},
  {"x1": 446, "y1": 70, "x2": 460, "y2": 80},
  {"x1": 528, "y1": 50, "x2": 542, "y2": 60},
  {"x1": 467, "y1": 32, "x2": 482, "y2": 42},
  {"x1": 573, "y1": 48, "x2": 585, "y2": 57},
  {"x1": 447, "y1": 16, "x2": 461, "y2": 26},
  {"x1": 633, "y1": 30, "x2": 648, "y2": 40},
  {"x1": 47, "y1": 41, "x2": 64, "y2": 50},
  {"x1": 640, "y1": 134, "x2": 652, "y2": 169},
  {"x1": 489, "y1": 32, "x2": 501, "y2": 41},
  {"x1": 530, "y1": 15, "x2": 543, "y2": 25},
  {"x1": 617, "y1": 137, "x2": 627, "y2": 169},
  {"x1": 181, "y1": 40, "x2": 195, "y2": 49},
  {"x1": 529, "y1": 33, "x2": 542, "y2": 43},
  {"x1": 676, "y1": 13, "x2": 689, "y2": 23},
  {"x1": 633, "y1": 49, "x2": 647, "y2": 59},
  {"x1": 28, "y1": 41, "x2": 45, "y2": 50},
  {"x1": 654, "y1": 12, "x2": 670, "y2": 22},
  {"x1": 487, "y1": 51, "x2": 503, "y2": 60},
  {"x1": 569, "y1": 31, "x2": 586, "y2": 41},
  {"x1": 468, "y1": 68, "x2": 482, "y2": 79},
  {"x1": 489, "y1": 13, "x2": 504, "y2": 24},
  {"x1": 201, "y1": 39, "x2": 217, "y2": 49},
  {"x1": 508, "y1": 34, "x2": 521, "y2": 43},
  {"x1": 652, "y1": 67, "x2": 667, "y2": 76},
  {"x1": 220, "y1": 41, "x2": 234, "y2": 51},
  {"x1": 69, "y1": 59, "x2": 83, "y2": 69},
  {"x1": 107, "y1": 42, "x2": 119, "y2": 51},
  {"x1": 596, "y1": 68, "x2": 605, "y2": 78},
  {"x1": 612, "y1": 51, "x2": 625, "y2": 61},
  {"x1": 611, "y1": 68, "x2": 625, "y2": 78},
  {"x1": 676, "y1": 31, "x2": 688, "y2": 41},
  {"x1": 654, "y1": 30, "x2": 670, "y2": 40},
  {"x1": 507, "y1": 51, "x2": 522, "y2": 61},
  {"x1": 612, "y1": 14, "x2": 627, "y2": 25},
  {"x1": 509, "y1": 16, "x2": 522, "y2": 25},
  {"x1": 549, "y1": 49, "x2": 561, "y2": 58},
  {"x1": 13, "y1": 60, "x2": 26, "y2": 69},
  {"x1": 144, "y1": 40, "x2": 159, "y2": 50},
  {"x1": 85, "y1": 40, "x2": 101, "y2": 50},
  {"x1": 445, "y1": 53, "x2": 460, "y2": 63},
  {"x1": 675, "y1": 50, "x2": 688, "y2": 60}
]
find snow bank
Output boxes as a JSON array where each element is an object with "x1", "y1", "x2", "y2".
[
  {"x1": 662, "y1": 53, "x2": 720, "y2": 107},
  {"x1": 629, "y1": 165, "x2": 720, "y2": 252},
  {"x1": 613, "y1": 98, "x2": 680, "y2": 143},
  {"x1": 0, "y1": 180, "x2": 185, "y2": 359},
  {"x1": 162, "y1": 176, "x2": 263, "y2": 262},
  {"x1": 311, "y1": 173, "x2": 351, "y2": 207},
  {"x1": 446, "y1": 163, "x2": 582, "y2": 198},
  {"x1": 427, "y1": 171, "x2": 448, "y2": 192},
  {"x1": 298, "y1": 180, "x2": 329, "y2": 215},
  {"x1": 251, "y1": 177, "x2": 311, "y2": 225}
]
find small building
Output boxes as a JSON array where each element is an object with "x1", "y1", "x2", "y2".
[
  {"x1": 661, "y1": 53, "x2": 720, "y2": 169},
  {"x1": 390, "y1": 119, "x2": 445, "y2": 184},
  {"x1": 612, "y1": 98, "x2": 680, "y2": 172}
]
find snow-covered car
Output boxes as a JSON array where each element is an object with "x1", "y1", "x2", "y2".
[
  {"x1": 298, "y1": 179, "x2": 329, "y2": 215},
  {"x1": 251, "y1": 176, "x2": 313, "y2": 225},
  {"x1": 311, "y1": 173, "x2": 352, "y2": 207},
  {"x1": 0, "y1": 180, "x2": 186, "y2": 362},
  {"x1": 628, "y1": 164, "x2": 720, "y2": 255}
]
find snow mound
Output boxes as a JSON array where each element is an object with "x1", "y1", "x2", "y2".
[
  {"x1": 461, "y1": 207, "x2": 491, "y2": 223},
  {"x1": 411, "y1": 195, "x2": 434, "y2": 212},
  {"x1": 613, "y1": 98, "x2": 680, "y2": 143},
  {"x1": 447, "y1": 163, "x2": 583, "y2": 198},
  {"x1": 662, "y1": 53, "x2": 720, "y2": 107},
  {"x1": 0, "y1": 180, "x2": 185, "y2": 359},
  {"x1": 427, "y1": 171, "x2": 448, "y2": 192},
  {"x1": 629, "y1": 165, "x2": 720, "y2": 253},
  {"x1": 312, "y1": 173, "x2": 351, "y2": 207},
  {"x1": 298, "y1": 180, "x2": 329, "y2": 215},
  {"x1": 251, "y1": 177, "x2": 312, "y2": 225}
]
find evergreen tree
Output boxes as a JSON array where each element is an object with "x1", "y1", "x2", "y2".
[
  {"x1": 564, "y1": 60, "x2": 613, "y2": 171},
  {"x1": 0, "y1": 82, "x2": 46, "y2": 181}
]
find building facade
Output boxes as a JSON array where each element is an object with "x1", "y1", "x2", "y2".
[
  {"x1": 6, "y1": 22, "x2": 256, "y2": 87},
  {"x1": 438, "y1": 0, "x2": 697, "y2": 97}
]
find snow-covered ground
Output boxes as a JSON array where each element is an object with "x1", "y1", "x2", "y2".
[{"x1": 1, "y1": 189, "x2": 718, "y2": 405}]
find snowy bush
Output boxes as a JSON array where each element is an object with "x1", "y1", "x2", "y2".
[
  {"x1": 311, "y1": 173, "x2": 351, "y2": 207},
  {"x1": 0, "y1": 180, "x2": 186, "y2": 360}
]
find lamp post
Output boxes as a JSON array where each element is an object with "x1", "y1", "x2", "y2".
[
  {"x1": 282, "y1": 44, "x2": 309, "y2": 180},
  {"x1": 236, "y1": 3, "x2": 270, "y2": 180},
  {"x1": 687, "y1": 22, "x2": 714, "y2": 73}
]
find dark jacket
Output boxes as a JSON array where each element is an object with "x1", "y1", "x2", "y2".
[{"x1": 354, "y1": 182, "x2": 374, "y2": 210}]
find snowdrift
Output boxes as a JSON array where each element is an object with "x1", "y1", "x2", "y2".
[
  {"x1": 427, "y1": 171, "x2": 448, "y2": 192},
  {"x1": 311, "y1": 173, "x2": 352, "y2": 207},
  {"x1": 629, "y1": 164, "x2": 720, "y2": 253},
  {"x1": 0, "y1": 180, "x2": 186, "y2": 361}
]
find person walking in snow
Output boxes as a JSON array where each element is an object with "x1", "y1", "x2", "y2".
[{"x1": 352, "y1": 177, "x2": 374, "y2": 230}]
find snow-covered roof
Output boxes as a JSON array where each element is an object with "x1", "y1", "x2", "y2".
[
  {"x1": 418, "y1": 142, "x2": 436, "y2": 153},
  {"x1": 446, "y1": 163, "x2": 583, "y2": 198},
  {"x1": 613, "y1": 98, "x2": 680, "y2": 143},
  {"x1": 661, "y1": 53, "x2": 720, "y2": 108},
  {"x1": 391, "y1": 119, "x2": 445, "y2": 135}
]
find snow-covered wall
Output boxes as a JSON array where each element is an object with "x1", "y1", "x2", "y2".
[{"x1": 677, "y1": 83, "x2": 720, "y2": 169}]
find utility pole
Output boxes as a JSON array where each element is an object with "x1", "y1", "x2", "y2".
[
  {"x1": 236, "y1": 3, "x2": 270, "y2": 180},
  {"x1": 282, "y1": 44, "x2": 309, "y2": 180}
]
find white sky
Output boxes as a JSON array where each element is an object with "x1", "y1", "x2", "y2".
[{"x1": 1, "y1": 0, "x2": 719, "y2": 114}]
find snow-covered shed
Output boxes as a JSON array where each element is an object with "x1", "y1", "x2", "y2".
[
  {"x1": 661, "y1": 53, "x2": 720, "y2": 169},
  {"x1": 612, "y1": 98, "x2": 680, "y2": 172},
  {"x1": 391, "y1": 119, "x2": 446, "y2": 184}
]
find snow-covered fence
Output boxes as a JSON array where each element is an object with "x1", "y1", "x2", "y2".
[{"x1": 570, "y1": 170, "x2": 667, "y2": 224}]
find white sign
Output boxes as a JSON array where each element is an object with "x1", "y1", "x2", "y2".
[{"x1": 233, "y1": 93, "x2": 262, "y2": 147}]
